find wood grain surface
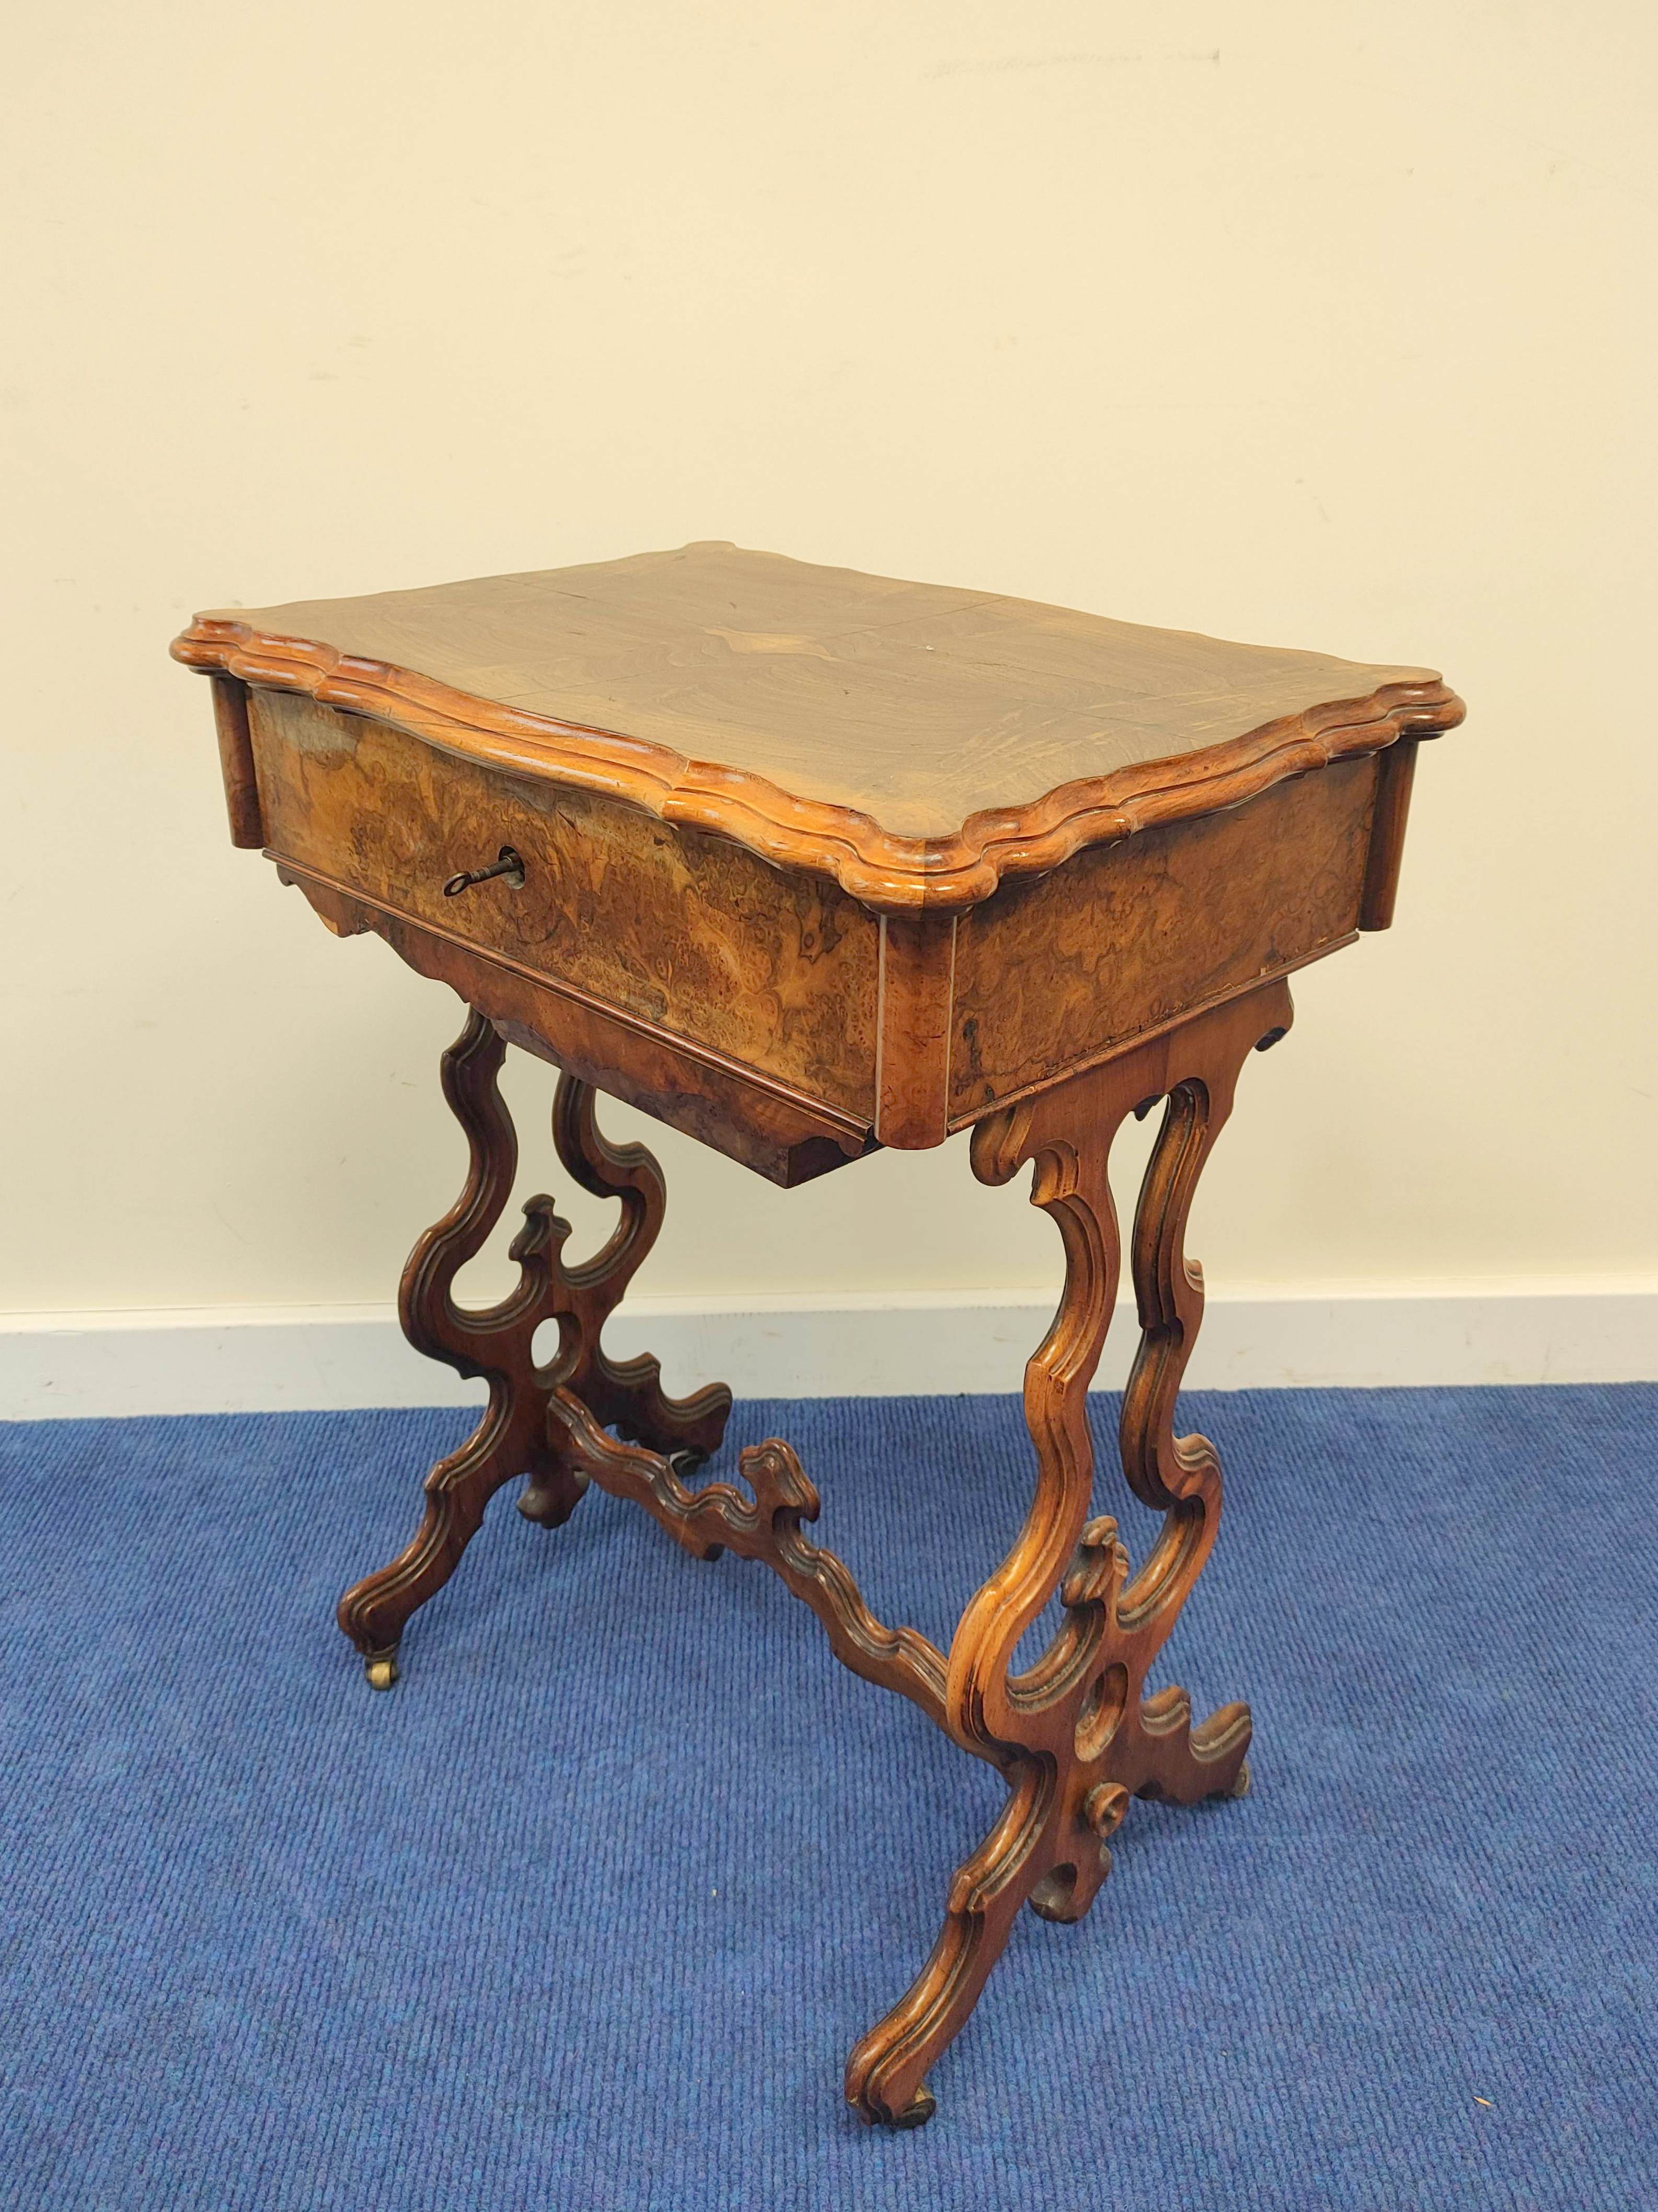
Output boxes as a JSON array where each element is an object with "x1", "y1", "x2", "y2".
[
  {"x1": 174, "y1": 542, "x2": 1464, "y2": 909},
  {"x1": 232, "y1": 684, "x2": 1410, "y2": 1166},
  {"x1": 278, "y1": 866, "x2": 873, "y2": 1186},
  {"x1": 250, "y1": 689, "x2": 879, "y2": 1120},
  {"x1": 949, "y1": 755, "x2": 1374, "y2": 1118}
]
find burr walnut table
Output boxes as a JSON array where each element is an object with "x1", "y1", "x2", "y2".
[{"x1": 172, "y1": 540, "x2": 1463, "y2": 2127}]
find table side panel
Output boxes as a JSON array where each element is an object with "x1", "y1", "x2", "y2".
[
  {"x1": 949, "y1": 754, "x2": 1378, "y2": 1117},
  {"x1": 247, "y1": 689, "x2": 880, "y2": 1121}
]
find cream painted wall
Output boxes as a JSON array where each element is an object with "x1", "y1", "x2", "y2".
[{"x1": 4, "y1": 2, "x2": 1655, "y2": 1326}]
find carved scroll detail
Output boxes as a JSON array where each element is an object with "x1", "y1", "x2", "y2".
[
  {"x1": 843, "y1": 977, "x2": 1292, "y2": 2126},
  {"x1": 337, "y1": 1011, "x2": 730, "y2": 1682},
  {"x1": 546, "y1": 1391, "x2": 947, "y2": 1728},
  {"x1": 521, "y1": 1076, "x2": 733, "y2": 1510},
  {"x1": 338, "y1": 983, "x2": 1289, "y2": 2124}
]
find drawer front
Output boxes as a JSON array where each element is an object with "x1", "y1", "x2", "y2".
[
  {"x1": 950, "y1": 754, "x2": 1378, "y2": 1118},
  {"x1": 247, "y1": 689, "x2": 879, "y2": 1118}
]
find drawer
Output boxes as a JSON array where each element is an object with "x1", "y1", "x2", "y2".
[{"x1": 246, "y1": 688, "x2": 880, "y2": 1120}]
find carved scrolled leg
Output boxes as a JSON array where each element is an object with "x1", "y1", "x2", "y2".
[
  {"x1": 1112, "y1": 1015, "x2": 1268, "y2": 1806},
  {"x1": 337, "y1": 1011, "x2": 731, "y2": 1685},
  {"x1": 844, "y1": 979, "x2": 1292, "y2": 2126},
  {"x1": 517, "y1": 1076, "x2": 731, "y2": 1520}
]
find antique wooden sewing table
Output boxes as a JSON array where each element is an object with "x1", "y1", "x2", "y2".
[{"x1": 173, "y1": 542, "x2": 1462, "y2": 2127}]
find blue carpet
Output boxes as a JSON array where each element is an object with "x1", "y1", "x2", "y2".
[{"x1": 1, "y1": 1387, "x2": 1654, "y2": 2210}]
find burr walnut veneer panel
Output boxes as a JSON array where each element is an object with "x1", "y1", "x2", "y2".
[
  {"x1": 249, "y1": 689, "x2": 879, "y2": 1121},
  {"x1": 950, "y1": 755, "x2": 1375, "y2": 1118}
]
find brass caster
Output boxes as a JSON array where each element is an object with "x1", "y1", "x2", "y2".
[
  {"x1": 1084, "y1": 1781, "x2": 1131, "y2": 1838},
  {"x1": 868, "y1": 2084, "x2": 936, "y2": 2130},
  {"x1": 667, "y1": 1447, "x2": 709, "y2": 1478},
  {"x1": 1230, "y1": 1758, "x2": 1251, "y2": 1799},
  {"x1": 364, "y1": 1651, "x2": 400, "y2": 1692}
]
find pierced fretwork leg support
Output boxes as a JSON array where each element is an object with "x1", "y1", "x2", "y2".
[
  {"x1": 336, "y1": 1010, "x2": 731, "y2": 1687},
  {"x1": 844, "y1": 977, "x2": 1292, "y2": 2124},
  {"x1": 546, "y1": 978, "x2": 1292, "y2": 2127}
]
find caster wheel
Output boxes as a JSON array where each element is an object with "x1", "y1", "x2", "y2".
[{"x1": 891, "y1": 2084, "x2": 936, "y2": 2129}]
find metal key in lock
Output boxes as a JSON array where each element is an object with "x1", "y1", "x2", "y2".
[{"x1": 442, "y1": 846, "x2": 526, "y2": 897}]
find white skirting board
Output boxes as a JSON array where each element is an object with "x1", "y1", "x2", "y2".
[{"x1": 1, "y1": 1283, "x2": 1653, "y2": 1420}]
